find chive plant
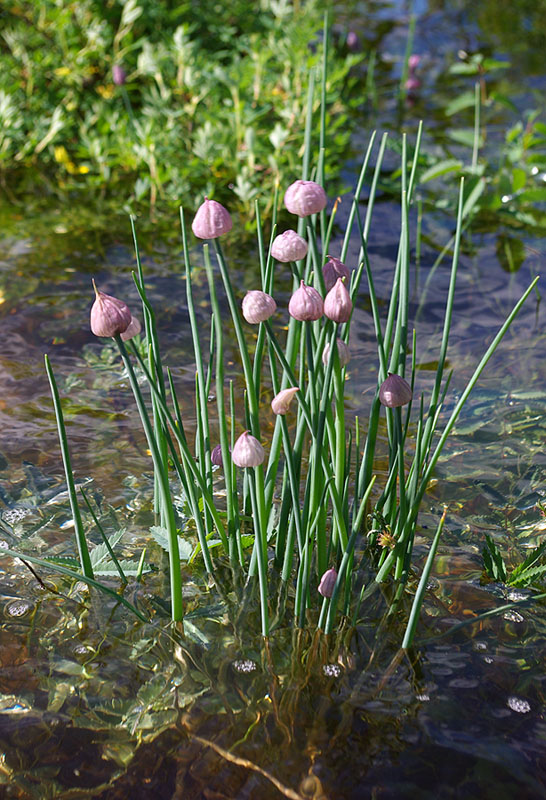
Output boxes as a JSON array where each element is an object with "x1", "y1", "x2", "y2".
[{"x1": 33, "y1": 36, "x2": 538, "y2": 645}]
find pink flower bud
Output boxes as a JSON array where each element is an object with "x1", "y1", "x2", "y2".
[
  {"x1": 271, "y1": 230, "x2": 308, "y2": 262},
  {"x1": 90, "y1": 281, "x2": 132, "y2": 338},
  {"x1": 405, "y1": 76, "x2": 421, "y2": 91},
  {"x1": 323, "y1": 256, "x2": 351, "y2": 292},
  {"x1": 346, "y1": 31, "x2": 360, "y2": 51},
  {"x1": 120, "y1": 316, "x2": 141, "y2": 341},
  {"x1": 408, "y1": 54, "x2": 421, "y2": 71},
  {"x1": 324, "y1": 278, "x2": 352, "y2": 323},
  {"x1": 191, "y1": 197, "x2": 233, "y2": 239},
  {"x1": 112, "y1": 65, "x2": 127, "y2": 86},
  {"x1": 288, "y1": 281, "x2": 324, "y2": 322},
  {"x1": 242, "y1": 291, "x2": 277, "y2": 324},
  {"x1": 318, "y1": 568, "x2": 337, "y2": 598},
  {"x1": 271, "y1": 387, "x2": 299, "y2": 415},
  {"x1": 322, "y1": 339, "x2": 351, "y2": 367},
  {"x1": 232, "y1": 431, "x2": 265, "y2": 468},
  {"x1": 379, "y1": 373, "x2": 412, "y2": 408},
  {"x1": 284, "y1": 180, "x2": 327, "y2": 217},
  {"x1": 211, "y1": 444, "x2": 223, "y2": 467}
]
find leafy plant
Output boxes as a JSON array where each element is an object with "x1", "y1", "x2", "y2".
[
  {"x1": 415, "y1": 52, "x2": 546, "y2": 239},
  {"x1": 0, "y1": 0, "x2": 361, "y2": 217},
  {"x1": 483, "y1": 524, "x2": 546, "y2": 589}
]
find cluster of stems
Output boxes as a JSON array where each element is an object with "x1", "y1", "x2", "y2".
[{"x1": 37, "y1": 29, "x2": 537, "y2": 645}]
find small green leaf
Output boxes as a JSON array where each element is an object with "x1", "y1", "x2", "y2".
[
  {"x1": 516, "y1": 188, "x2": 546, "y2": 203},
  {"x1": 447, "y1": 128, "x2": 483, "y2": 148},
  {"x1": 420, "y1": 159, "x2": 463, "y2": 183},
  {"x1": 449, "y1": 62, "x2": 479, "y2": 75},
  {"x1": 94, "y1": 559, "x2": 151, "y2": 576},
  {"x1": 90, "y1": 530, "x2": 125, "y2": 567},
  {"x1": 445, "y1": 92, "x2": 476, "y2": 116},
  {"x1": 481, "y1": 58, "x2": 510, "y2": 71},
  {"x1": 512, "y1": 168, "x2": 527, "y2": 193},
  {"x1": 149, "y1": 525, "x2": 169, "y2": 552},
  {"x1": 462, "y1": 177, "x2": 485, "y2": 218},
  {"x1": 509, "y1": 563, "x2": 546, "y2": 588},
  {"x1": 42, "y1": 555, "x2": 81, "y2": 569},
  {"x1": 178, "y1": 538, "x2": 193, "y2": 562},
  {"x1": 490, "y1": 92, "x2": 518, "y2": 113}
]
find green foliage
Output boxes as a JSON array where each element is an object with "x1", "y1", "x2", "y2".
[
  {"x1": 0, "y1": 0, "x2": 360, "y2": 216},
  {"x1": 482, "y1": 527, "x2": 546, "y2": 589},
  {"x1": 415, "y1": 52, "x2": 546, "y2": 237}
]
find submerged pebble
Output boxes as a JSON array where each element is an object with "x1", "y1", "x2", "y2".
[
  {"x1": 507, "y1": 696, "x2": 531, "y2": 713},
  {"x1": 322, "y1": 663, "x2": 342, "y2": 678},
  {"x1": 503, "y1": 609, "x2": 525, "y2": 623},
  {"x1": 232, "y1": 659, "x2": 257, "y2": 674},
  {"x1": 5, "y1": 599, "x2": 33, "y2": 618}
]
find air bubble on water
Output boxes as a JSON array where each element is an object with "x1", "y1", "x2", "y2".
[
  {"x1": 322, "y1": 663, "x2": 342, "y2": 678},
  {"x1": 507, "y1": 696, "x2": 531, "y2": 713},
  {"x1": 232, "y1": 659, "x2": 257, "y2": 673}
]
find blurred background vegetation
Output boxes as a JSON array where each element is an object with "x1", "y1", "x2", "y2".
[{"x1": 0, "y1": 0, "x2": 360, "y2": 218}]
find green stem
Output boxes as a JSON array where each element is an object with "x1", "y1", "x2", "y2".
[
  {"x1": 44, "y1": 355, "x2": 93, "y2": 580},
  {"x1": 114, "y1": 335, "x2": 183, "y2": 622}
]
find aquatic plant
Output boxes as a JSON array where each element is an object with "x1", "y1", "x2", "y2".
[
  {"x1": 24, "y1": 126, "x2": 537, "y2": 650},
  {"x1": 0, "y1": 27, "x2": 539, "y2": 653}
]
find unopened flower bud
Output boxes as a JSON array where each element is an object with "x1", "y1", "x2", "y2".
[
  {"x1": 405, "y1": 76, "x2": 420, "y2": 91},
  {"x1": 191, "y1": 197, "x2": 232, "y2": 239},
  {"x1": 271, "y1": 387, "x2": 299, "y2": 415},
  {"x1": 318, "y1": 568, "x2": 337, "y2": 598},
  {"x1": 232, "y1": 431, "x2": 265, "y2": 468},
  {"x1": 112, "y1": 65, "x2": 127, "y2": 86},
  {"x1": 324, "y1": 278, "x2": 352, "y2": 323},
  {"x1": 284, "y1": 180, "x2": 327, "y2": 217},
  {"x1": 346, "y1": 31, "x2": 360, "y2": 51},
  {"x1": 288, "y1": 281, "x2": 324, "y2": 322},
  {"x1": 121, "y1": 316, "x2": 141, "y2": 341},
  {"x1": 323, "y1": 256, "x2": 351, "y2": 292},
  {"x1": 242, "y1": 291, "x2": 277, "y2": 324},
  {"x1": 90, "y1": 281, "x2": 132, "y2": 338},
  {"x1": 271, "y1": 230, "x2": 308, "y2": 262},
  {"x1": 408, "y1": 54, "x2": 421, "y2": 71},
  {"x1": 322, "y1": 339, "x2": 351, "y2": 367},
  {"x1": 211, "y1": 444, "x2": 223, "y2": 467},
  {"x1": 379, "y1": 373, "x2": 412, "y2": 408}
]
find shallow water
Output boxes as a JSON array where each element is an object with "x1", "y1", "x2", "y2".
[{"x1": 1, "y1": 0, "x2": 546, "y2": 797}]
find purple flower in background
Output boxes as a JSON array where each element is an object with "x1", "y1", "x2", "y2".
[
  {"x1": 346, "y1": 31, "x2": 360, "y2": 51},
  {"x1": 112, "y1": 65, "x2": 127, "y2": 86}
]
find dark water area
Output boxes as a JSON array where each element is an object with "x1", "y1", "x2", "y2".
[{"x1": 1, "y1": 0, "x2": 546, "y2": 798}]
